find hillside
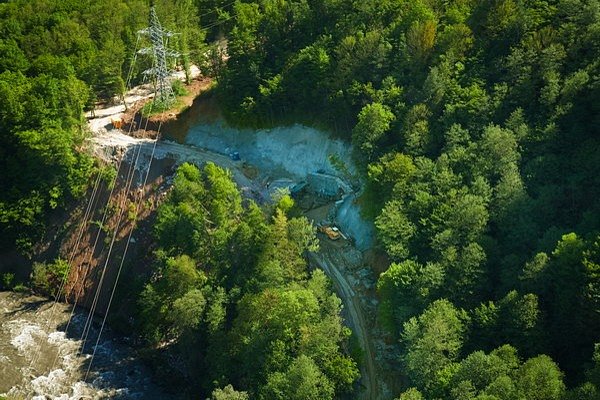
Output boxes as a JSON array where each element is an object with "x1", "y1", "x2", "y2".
[{"x1": 1, "y1": 0, "x2": 599, "y2": 399}]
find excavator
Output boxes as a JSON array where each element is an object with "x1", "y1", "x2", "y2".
[
  {"x1": 318, "y1": 224, "x2": 342, "y2": 240},
  {"x1": 111, "y1": 117, "x2": 124, "y2": 129}
]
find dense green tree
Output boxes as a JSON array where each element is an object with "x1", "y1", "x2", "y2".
[
  {"x1": 375, "y1": 200, "x2": 416, "y2": 261},
  {"x1": 476, "y1": 125, "x2": 520, "y2": 183},
  {"x1": 377, "y1": 260, "x2": 443, "y2": 333},
  {"x1": 154, "y1": 162, "x2": 244, "y2": 266},
  {"x1": 209, "y1": 385, "x2": 249, "y2": 400},
  {"x1": 138, "y1": 254, "x2": 207, "y2": 342},
  {"x1": 253, "y1": 209, "x2": 318, "y2": 289},
  {"x1": 202, "y1": 0, "x2": 600, "y2": 396},
  {"x1": 222, "y1": 0, "x2": 597, "y2": 391},
  {"x1": 334, "y1": 30, "x2": 391, "y2": 88},
  {"x1": 0, "y1": 0, "x2": 205, "y2": 252},
  {"x1": 516, "y1": 355, "x2": 566, "y2": 400},
  {"x1": 229, "y1": 280, "x2": 356, "y2": 393},
  {"x1": 0, "y1": 68, "x2": 93, "y2": 251},
  {"x1": 401, "y1": 299, "x2": 466, "y2": 392},
  {"x1": 278, "y1": 43, "x2": 331, "y2": 112},
  {"x1": 139, "y1": 163, "x2": 357, "y2": 397},
  {"x1": 418, "y1": 344, "x2": 568, "y2": 400},
  {"x1": 402, "y1": 104, "x2": 432, "y2": 156},
  {"x1": 395, "y1": 387, "x2": 425, "y2": 400},
  {"x1": 30, "y1": 258, "x2": 69, "y2": 297},
  {"x1": 469, "y1": 290, "x2": 545, "y2": 357},
  {"x1": 261, "y1": 355, "x2": 335, "y2": 400},
  {"x1": 540, "y1": 233, "x2": 600, "y2": 375},
  {"x1": 352, "y1": 102, "x2": 395, "y2": 159}
]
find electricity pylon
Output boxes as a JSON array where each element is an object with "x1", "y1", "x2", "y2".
[{"x1": 138, "y1": 6, "x2": 180, "y2": 108}]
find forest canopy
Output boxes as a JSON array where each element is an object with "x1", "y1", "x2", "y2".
[
  {"x1": 134, "y1": 162, "x2": 359, "y2": 398},
  {"x1": 217, "y1": 0, "x2": 600, "y2": 397},
  {"x1": 0, "y1": 0, "x2": 599, "y2": 398},
  {"x1": 0, "y1": 0, "x2": 207, "y2": 252}
]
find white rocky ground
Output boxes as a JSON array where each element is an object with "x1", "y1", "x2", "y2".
[{"x1": 87, "y1": 65, "x2": 201, "y2": 132}]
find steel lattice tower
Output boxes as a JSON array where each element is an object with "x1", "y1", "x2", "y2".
[{"x1": 138, "y1": 6, "x2": 180, "y2": 108}]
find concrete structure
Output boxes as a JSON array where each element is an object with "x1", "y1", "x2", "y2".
[{"x1": 307, "y1": 172, "x2": 353, "y2": 198}]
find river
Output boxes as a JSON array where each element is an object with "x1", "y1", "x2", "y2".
[{"x1": 0, "y1": 292, "x2": 168, "y2": 399}]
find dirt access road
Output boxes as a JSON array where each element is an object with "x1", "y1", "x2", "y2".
[
  {"x1": 309, "y1": 243, "x2": 381, "y2": 400},
  {"x1": 87, "y1": 73, "x2": 387, "y2": 399},
  {"x1": 90, "y1": 129, "x2": 257, "y2": 194}
]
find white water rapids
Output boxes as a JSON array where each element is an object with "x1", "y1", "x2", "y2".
[{"x1": 0, "y1": 292, "x2": 166, "y2": 399}]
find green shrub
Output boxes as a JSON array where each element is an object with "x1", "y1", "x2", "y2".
[
  {"x1": 141, "y1": 99, "x2": 169, "y2": 116},
  {"x1": 99, "y1": 164, "x2": 117, "y2": 189},
  {"x1": 13, "y1": 283, "x2": 28, "y2": 293},
  {"x1": 172, "y1": 79, "x2": 188, "y2": 97},
  {"x1": 30, "y1": 258, "x2": 69, "y2": 297},
  {"x1": 127, "y1": 201, "x2": 137, "y2": 221},
  {"x1": 1, "y1": 272, "x2": 15, "y2": 289}
]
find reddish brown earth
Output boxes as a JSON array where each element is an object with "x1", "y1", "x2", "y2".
[
  {"x1": 58, "y1": 157, "x2": 175, "y2": 318},
  {"x1": 53, "y1": 77, "x2": 213, "y2": 317}
]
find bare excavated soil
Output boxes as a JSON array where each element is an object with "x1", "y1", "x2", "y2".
[
  {"x1": 120, "y1": 77, "x2": 213, "y2": 138},
  {"x1": 61, "y1": 67, "x2": 398, "y2": 398},
  {"x1": 56, "y1": 72, "x2": 214, "y2": 319},
  {"x1": 58, "y1": 157, "x2": 174, "y2": 318}
]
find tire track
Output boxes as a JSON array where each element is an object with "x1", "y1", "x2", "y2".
[{"x1": 309, "y1": 247, "x2": 381, "y2": 400}]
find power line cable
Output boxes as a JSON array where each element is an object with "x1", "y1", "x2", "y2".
[
  {"x1": 49, "y1": 35, "x2": 145, "y2": 371},
  {"x1": 85, "y1": 114, "x2": 164, "y2": 381},
  {"x1": 78, "y1": 76, "x2": 158, "y2": 357},
  {"x1": 79, "y1": 142, "x2": 143, "y2": 352},
  {"x1": 200, "y1": 12, "x2": 238, "y2": 31},
  {"x1": 28, "y1": 168, "x2": 104, "y2": 372},
  {"x1": 82, "y1": 7, "x2": 178, "y2": 377},
  {"x1": 198, "y1": 1, "x2": 237, "y2": 18}
]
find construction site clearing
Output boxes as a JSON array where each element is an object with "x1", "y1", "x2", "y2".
[
  {"x1": 95, "y1": 122, "x2": 358, "y2": 247},
  {"x1": 85, "y1": 67, "x2": 399, "y2": 398}
]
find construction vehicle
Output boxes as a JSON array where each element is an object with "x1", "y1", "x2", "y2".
[
  {"x1": 111, "y1": 117, "x2": 124, "y2": 129},
  {"x1": 318, "y1": 224, "x2": 341, "y2": 241}
]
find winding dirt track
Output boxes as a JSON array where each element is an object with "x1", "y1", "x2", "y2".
[
  {"x1": 91, "y1": 131, "x2": 384, "y2": 399},
  {"x1": 90, "y1": 129, "x2": 256, "y2": 191},
  {"x1": 309, "y1": 247, "x2": 380, "y2": 400}
]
